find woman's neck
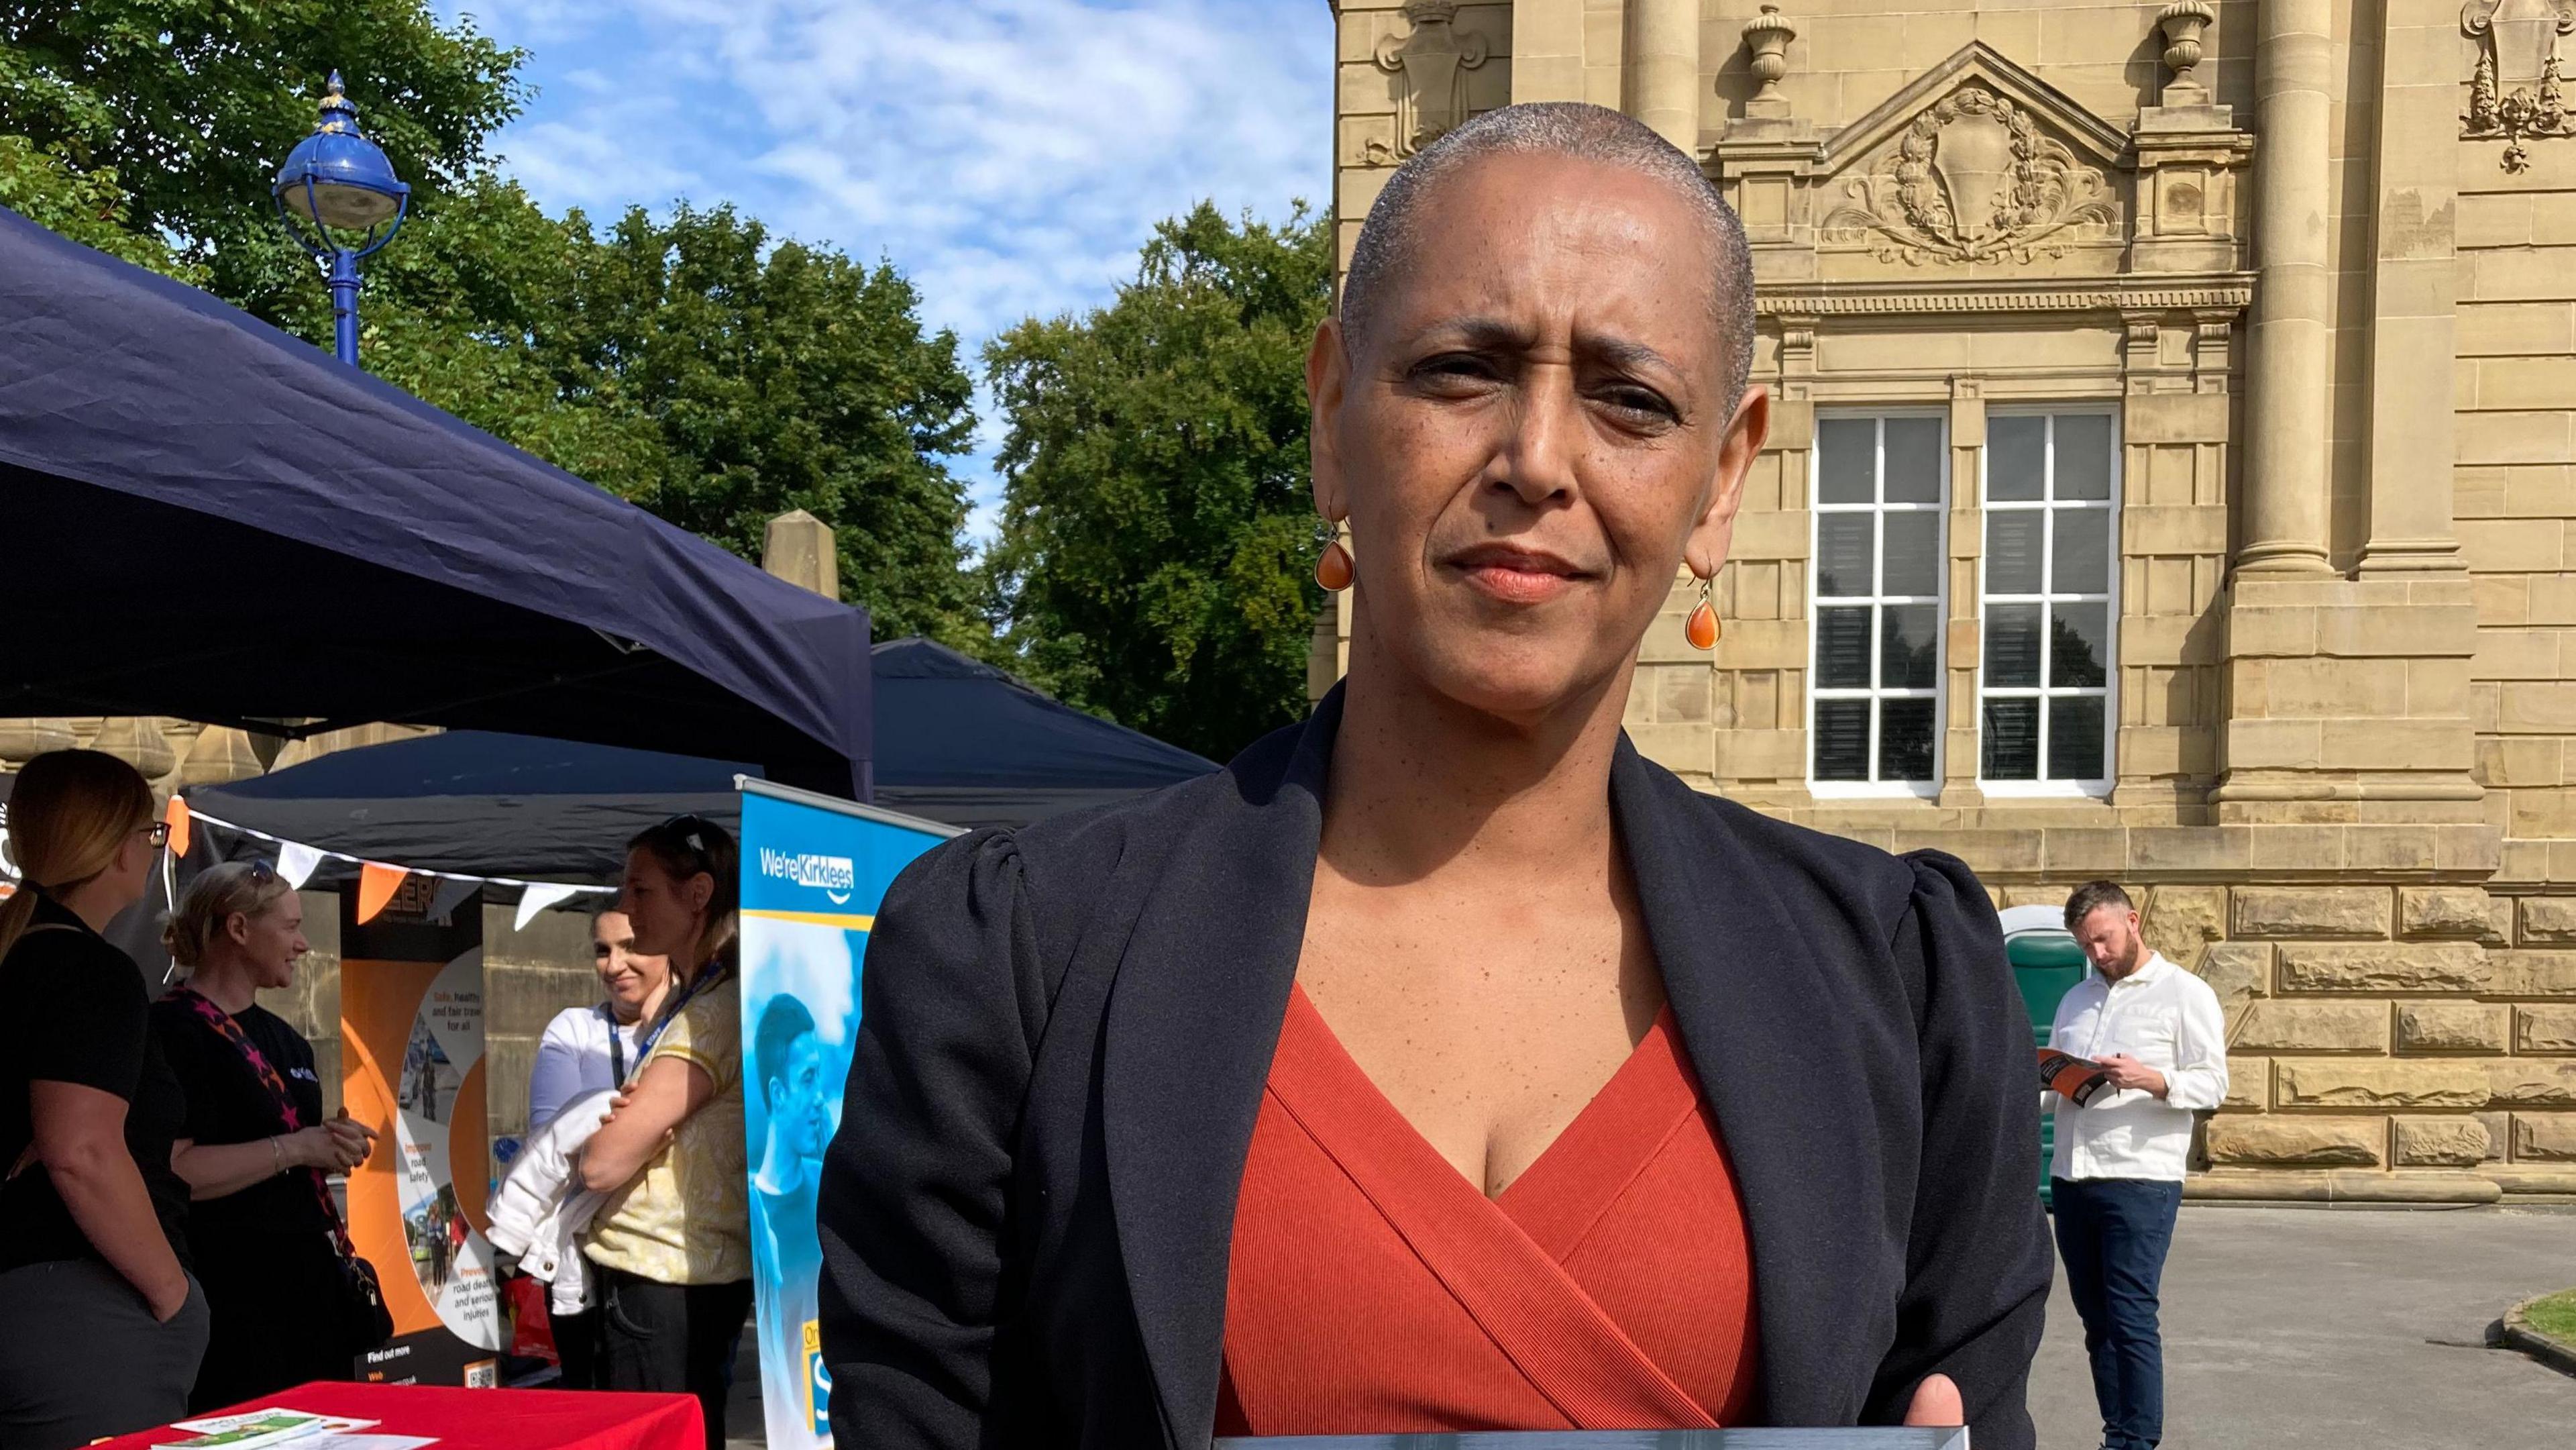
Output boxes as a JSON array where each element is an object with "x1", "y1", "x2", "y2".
[
  {"x1": 1321, "y1": 628, "x2": 1631, "y2": 885},
  {"x1": 52, "y1": 878, "x2": 134, "y2": 936},
  {"x1": 187, "y1": 957, "x2": 260, "y2": 1015},
  {"x1": 611, "y1": 976, "x2": 674, "y2": 1026}
]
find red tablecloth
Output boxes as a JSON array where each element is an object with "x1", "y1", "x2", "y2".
[{"x1": 91, "y1": 1383, "x2": 701, "y2": 1450}]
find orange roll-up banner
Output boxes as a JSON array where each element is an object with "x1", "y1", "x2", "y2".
[{"x1": 340, "y1": 872, "x2": 502, "y2": 1386}]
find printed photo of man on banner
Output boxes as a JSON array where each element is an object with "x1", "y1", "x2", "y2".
[{"x1": 735, "y1": 780, "x2": 955, "y2": 1450}]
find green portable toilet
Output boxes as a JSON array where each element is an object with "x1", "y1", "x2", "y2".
[{"x1": 1998, "y1": 905, "x2": 2090, "y2": 1207}]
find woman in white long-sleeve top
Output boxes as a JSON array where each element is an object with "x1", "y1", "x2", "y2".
[{"x1": 526, "y1": 909, "x2": 668, "y2": 1386}]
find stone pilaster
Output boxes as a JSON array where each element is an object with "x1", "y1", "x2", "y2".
[
  {"x1": 1621, "y1": 0, "x2": 1699, "y2": 153},
  {"x1": 2239, "y1": 0, "x2": 2335, "y2": 574},
  {"x1": 2357, "y1": 0, "x2": 2466, "y2": 574}
]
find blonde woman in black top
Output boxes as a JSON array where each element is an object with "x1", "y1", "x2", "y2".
[
  {"x1": 0, "y1": 750, "x2": 205, "y2": 1449},
  {"x1": 154, "y1": 860, "x2": 376, "y2": 1410}
]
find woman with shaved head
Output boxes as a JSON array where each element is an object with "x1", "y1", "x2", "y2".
[{"x1": 818, "y1": 101, "x2": 2050, "y2": 1450}]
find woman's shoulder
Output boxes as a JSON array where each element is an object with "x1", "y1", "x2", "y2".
[
  {"x1": 539, "y1": 1002, "x2": 606, "y2": 1045},
  {"x1": 1631, "y1": 762, "x2": 1992, "y2": 937}
]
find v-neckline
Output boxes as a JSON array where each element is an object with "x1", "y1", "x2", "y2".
[{"x1": 1282, "y1": 982, "x2": 1685, "y2": 1206}]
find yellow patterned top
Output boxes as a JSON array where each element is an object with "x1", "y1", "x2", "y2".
[{"x1": 582, "y1": 971, "x2": 749, "y2": 1285}]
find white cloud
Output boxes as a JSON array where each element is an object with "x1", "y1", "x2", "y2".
[{"x1": 451, "y1": 0, "x2": 1334, "y2": 537}]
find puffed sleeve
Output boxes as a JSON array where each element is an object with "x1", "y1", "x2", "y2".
[
  {"x1": 1868, "y1": 851, "x2": 2054, "y2": 1450},
  {"x1": 816, "y1": 830, "x2": 1049, "y2": 1450}
]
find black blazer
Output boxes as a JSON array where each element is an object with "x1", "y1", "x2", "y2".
[{"x1": 817, "y1": 688, "x2": 2051, "y2": 1449}]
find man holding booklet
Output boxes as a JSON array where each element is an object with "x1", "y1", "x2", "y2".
[{"x1": 2045, "y1": 882, "x2": 2229, "y2": 1450}]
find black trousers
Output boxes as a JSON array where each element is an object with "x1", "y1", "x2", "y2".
[
  {"x1": 595, "y1": 1266, "x2": 750, "y2": 1450},
  {"x1": 188, "y1": 1233, "x2": 353, "y2": 1412},
  {"x1": 545, "y1": 1303, "x2": 602, "y2": 1390}
]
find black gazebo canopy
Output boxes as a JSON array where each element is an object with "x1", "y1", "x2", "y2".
[
  {"x1": 182, "y1": 638, "x2": 1218, "y2": 883},
  {"x1": 0, "y1": 206, "x2": 871, "y2": 795}
]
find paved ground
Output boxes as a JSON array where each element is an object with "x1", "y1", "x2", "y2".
[
  {"x1": 2033, "y1": 1202, "x2": 2576, "y2": 1450},
  {"x1": 724, "y1": 1202, "x2": 2576, "y2": 1448}
]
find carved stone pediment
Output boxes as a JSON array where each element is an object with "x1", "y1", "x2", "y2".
[{"x1": 1816, "y1": 44, "x2": 2127, "y2": 266}]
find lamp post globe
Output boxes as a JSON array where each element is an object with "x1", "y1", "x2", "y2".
[{"x1": 272, "y1": 71, "x2": 411, "y2": 366}]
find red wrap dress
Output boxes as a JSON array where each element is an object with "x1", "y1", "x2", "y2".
[{"x1": 1216, "y1": 986, "x2": 1762, "y2": 1436}]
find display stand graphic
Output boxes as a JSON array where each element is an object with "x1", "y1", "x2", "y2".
[
  {"x1": 340, "y1": 873, "x2": 502, "y2": 1386},
  {"x1": 736, "y1": 780, "x2": 955, "y2": 1449}
]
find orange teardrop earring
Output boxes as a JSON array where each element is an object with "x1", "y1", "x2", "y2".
[
  {"x1": 1684, "y1": 573, "x2": 1721, "y2": 650},
  {"x1": 1315, "y1": 537, "x2": 1354, "y2": 592}
]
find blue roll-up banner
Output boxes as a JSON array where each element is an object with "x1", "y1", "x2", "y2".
[{"x1": 736, "y1": 779, "x2": 957, "y2": 1449}]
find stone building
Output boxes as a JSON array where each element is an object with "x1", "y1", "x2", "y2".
[{"x1": 1324, "y1": 0, "x2": 2576, "y2": 1199}]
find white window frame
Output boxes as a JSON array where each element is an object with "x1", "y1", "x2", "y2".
[
  {"x1": 1807, "y1": 409, "x2": 1949, "y2": 798},
  {"x1": 1976, "y1": 405, "x2": 2123, "y2": 798}
]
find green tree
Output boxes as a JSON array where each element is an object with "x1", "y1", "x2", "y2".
[
  {"x1": 3, "y1": 1, "x2": 984, "y2": 643},
  {"x1": 0, "y1": 134, "x2": 197, "y2": 279},
  {"x1": 984, "y1": 201, "x2": 1333, "y2": 762},
  {"x1": 0, "y1": 0, "x2": 525, "y2": 319}
]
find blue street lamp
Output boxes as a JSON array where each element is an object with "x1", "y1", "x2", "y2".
[{"x1": 272, "y1": 72, "x2": 411, "y2": 366}]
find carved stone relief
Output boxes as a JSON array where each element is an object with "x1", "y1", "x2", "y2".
[
  {"x1": 2463, "y1": 0, "x2": 2576, "y2": 172},
  {"x1": 1819, "y1": 84, "x2": 2119, "y2": 264},
  {"x1": 1368, "y1": 0, "x2": 1490, "y2": 162}
]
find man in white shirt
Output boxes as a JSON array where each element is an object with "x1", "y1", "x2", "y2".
[{"x1": 2049, "y1": 880, "x2": 2227, "y2": 1450}]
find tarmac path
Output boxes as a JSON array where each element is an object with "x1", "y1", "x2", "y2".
[{"x1": 2031, "y1": 1202, "x2": 2575, "y2": 1450}]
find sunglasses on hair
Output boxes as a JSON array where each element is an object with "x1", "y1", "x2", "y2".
[{"x1": 657, "y1": 813, "x2": 712, "y2": 856}]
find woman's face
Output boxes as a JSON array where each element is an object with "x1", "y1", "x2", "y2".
[
  {"x1": 619, "y1": 849, "x2": 710, "y2": 962},
  {"x1": 95, "y1": 817, "x2": 161, "y2": 913},
  {"x1": 1308, "y1": 151, "x2": 1769, "y2": 725},
  {"x1": 592, "y1": 910, "x2": 672, "y2": 1017},
  {"x1": 225, "y1": 894, "x2": 307, "y2": 992}
]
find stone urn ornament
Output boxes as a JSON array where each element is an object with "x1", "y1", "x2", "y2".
[
  {"x1": 1743, "y1": 5, "x2": 1797, "y2": 107},
  {"x1": 2156, "y1": 1, "x2": 2216, "y2": 103}
]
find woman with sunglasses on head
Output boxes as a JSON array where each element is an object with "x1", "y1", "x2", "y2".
[
  {"x1": 578, "y1": 816, "x2": 751, "y2": 1447},
  {"x1": 0, "y1": 751, "x2": 205, "y2": 1449},
  {"x1": 152, "y1": 860, "x2": 380, "y2": 1410}
]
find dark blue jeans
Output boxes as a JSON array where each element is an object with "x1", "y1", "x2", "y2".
[{"x1": 2053, "y1": 1177, "x2": 2183, "y2": 1450}]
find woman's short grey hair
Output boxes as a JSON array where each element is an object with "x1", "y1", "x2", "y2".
[{"x1": 1340, "y1": 101, "x2": 1758, "y2": 410}]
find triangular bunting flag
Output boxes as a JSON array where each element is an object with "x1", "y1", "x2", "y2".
[
  {"x1": 427, "y1": 875, "x2": 480, "y2": 924},
  {"x1": 276, "y1": 841, "x2": 325, "y2": 889},
  {"x1": 356, "y1": 861, "x2": 409, "y2": 924},
  {"x1": 163, "y1": 795, "x2": 192, "y2": 860},
  {"x1": 513, "y1": 882, "x2": 587, "y2": 933}
]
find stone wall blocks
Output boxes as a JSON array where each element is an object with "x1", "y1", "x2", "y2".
[
  {"x1": 2274, "y1": 1059, "x2": 2490, "y2": 1110},
  {"x1": 2493, "y1": 951, "x2": 2576, "y2": 996},
  {"x1": 2390, "y1": 1117, "x2": 2493, "y2": 1168},
  {"x1": 2193, "y1": 942, "x2": 2273, "y2": 1025},
  {"x1": 2043, "y1": 828, "x2": 2131, "y2": 878},
  {"x1": 2398, "y1": 887, "x2": 2504, "y2": 940},
  {"x1": 2229, "y1": 1000, "x2": 2392, "y2": 1053},
  {"x1": 2518, "y1": 896, "x2": 2576, "y2": 945},
  {"x1": 1712, "y1": 728, "x2": 1805, "y2": 782},
  {"x1": 2490, "y1": 1060, "x2": 2576, "y2": 1106},
  {"x1": 2222, "y1": 1055, "x2": 2270, "y2": 1110},
  {"x1": 2129, "y1": 826, "x2": 2252, "y2": 874},
  {"x1": 2516, "y1": 1004, "x2": 2576, "y2": 1053},
  {"x1": 2121, "y1": 392, "x2": 2231, "y2": 446},
  {"x1": 2231, "y1": 886, "x2": 2392, "y2": 940},
  {"x1": 1890, "y1": 828, "x2": 2042, "y2": 874},
  {"x1": 2396, "y1": 1002, "x2": 2511, "y2": 1053},
  {"x1": 2314, "y1": 604, "x2": 2481, "y2": 660},
  {"x1": 2204, "y1": 1116, "x2": 2383, "y2": 1168},
  {"x1": 2277, "y1": 942, "x2": 2488, "y2": 994},
  {"x1": 2248, "y1": 826, "x2": 2355, "y2": 874},
  {"x1": 2510, "y1": 1112, "x2": 2576, "y2": 1160}
]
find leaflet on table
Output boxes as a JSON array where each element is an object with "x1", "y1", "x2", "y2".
[{"x1": 157, "y1": 1410, "x2": 377, "y2": 1449}]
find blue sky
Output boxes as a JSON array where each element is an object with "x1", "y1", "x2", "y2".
[{"x1": 439, "y1": 0, "x2": 1336, "y2": 537}]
